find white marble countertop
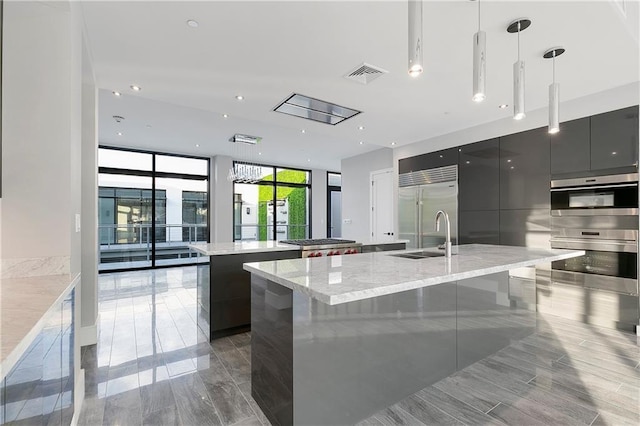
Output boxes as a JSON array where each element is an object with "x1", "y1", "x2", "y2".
[
  {"x1": 1, "y1": 273, "x2": 79, "y2": 378},
  {"x1": 361, "y1": 239, "x2": 409, "y2": 246},
  {"x1": 243, "y1": 244, "x2": 584, "y2": 305},
  {"x1": 189, "y1": 241, "x2": 299, "y2": 256}
]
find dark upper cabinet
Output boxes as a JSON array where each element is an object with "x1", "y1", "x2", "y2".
[
  {"x1": 499, "y1": 127, "x2": 550, "y2": 210},
  {"x1": 459, "y1": 210, "x2": 499, "y2": 245},
  {"x1": 590, "y1": 106, "x2": 639, "y2": 172},
  {"x1": 550, "y1": 117, "x2": 590, "y2": 176},
  {"x1": 459, "y1": 138, "x2": 499, "y2": 211},
  {"x1": 399, "y1": 147, "x2": 458, "y2": 174},
  {"x1": 499, "y1": 209, "x2": 551, "y2": 249}
]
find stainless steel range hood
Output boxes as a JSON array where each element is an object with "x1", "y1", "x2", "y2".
[{"x1": 273, "y1": 93, "x2": 361, "y2": 125}]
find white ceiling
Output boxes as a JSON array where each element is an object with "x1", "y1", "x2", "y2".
[{"x1": 84, "y1": 1, "x2": 639, "y2": 171}]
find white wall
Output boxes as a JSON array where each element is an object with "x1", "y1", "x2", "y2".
[
  {"x1": 1, "y1": 1, "x2": 82, "y2": 270},
  {"x1": 311, "y1": 169, "x2": 327, "y2": 239},
  {"x1": 80, "y1": 30, "x2": 99, "y2": 344},
  {"x1": 341, "y1": 148, "x2": 394, "y2": 242},
  {"x1": 210, "y1": 156, "x2": 234, "y2": 243},
  {"x1": 395, "y1": 82, "x2": 640, "y2": 161}
]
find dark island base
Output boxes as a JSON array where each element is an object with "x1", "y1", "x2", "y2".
[
  {"x1": 196, "y1": 250, "x2": 299, "y2": 341},
  {"x1": 250, "y1": 272, "x2": 536, "y2": 426}
]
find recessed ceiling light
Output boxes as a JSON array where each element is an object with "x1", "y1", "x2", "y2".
[
  {"x1": 439, "y1": 155, "x2": 443, "y2": 158},
  {"x1": 117, "y1": 132, "x2": 123, "y2": 136},
  {"x1": 359, "y1": 141, "x2": 364, "y2": 145},
  {"x1": 612, "y1": 151, "x2": 617, "y2": 155},
  {"x1": 499, "y1": 104, "x2": 509, "y2": 109},
  {"x1": 235, "y1": 95, "x2": 244, "y2": 101},
  {"x1": 195, "y1": 144, "x2": 200, "y2": 147},
  {"x1": 222, "y1": 114, "x2": 229, "y2": 119},
  {"x1": 130, "y1": 85, "x2": 141, "y2": 91},
  {"x1": 258, "y1": 152, "x2": 262, "y2": 155},
  {"x1": 507, "y1": 159, "x2": 512, "y2": 163},
  {"x1": 186, "y1": 19, "x2": 199, "y2": 28},
  {"x1": 358, "y1": 126, "x2": 365, "y2": 130},
  {"x1": 466, "y1": 161, "x2": 471, "y2": 164},
  {"x1": 112, "y1": 91, "x2": 121, "y2": 97},
  {"x1": 391, "y1": 142, "x2": 397, "y2": 146},
  {"x1": 510, "y1": 166, "x2": 515, "y2": 169},
  {"x1": 301, "y1": 129, "x2": 306, "y2": 134},
  {"x1": 307, "y1": 159, "x2": 311, "y2": 162}
]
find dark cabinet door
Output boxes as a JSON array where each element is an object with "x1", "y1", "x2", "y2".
[
  {"x1": 459, "y1": 139, "x2": 499, "y2": 211},
  {"x1": 399, "y1": 147, "x2": 458, "y2": 174},
  {"x1": 499, "y1": 209, "x2": 551, "y2": 249},
  {"x1": 590, "y1": 106, "x2": 639, "y2": 172},
  {"x1": 500, "y1": 128, "x2": 550, "y2": 210},
  {"x1": 550, "y1": 117, "x2": 590, "y2": 176},
  {"x1": 459, "y1": 210, "x2": 499, "y2": 245}
]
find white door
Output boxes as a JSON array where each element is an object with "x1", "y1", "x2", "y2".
[{"x1": 370, "y1": 169, "x2": 394, "y2": 242}]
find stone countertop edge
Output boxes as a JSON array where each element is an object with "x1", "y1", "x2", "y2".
[
  {"x1": 1, "y1": 272, "x2": 80, "y2": 378},
  {"x1": 188, "y1": 242, "x2": 299, "y2": 256},
  {"x1": 360, "y1": 239, "x2": 410, "y2": 246},
  {"x1": 243, "y1": 246, "x2": 584, "y2": 306}
]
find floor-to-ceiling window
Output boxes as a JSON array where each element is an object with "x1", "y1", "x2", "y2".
[
  {"x1": 233, "y1": 162, "x2": 311, "y2": 241},
  {"x1": 327, "y1": 172, "x2": 342, "y2": 238},
  {"x1": 98, "y1": 147, "x2": 209, "y2": 271}
]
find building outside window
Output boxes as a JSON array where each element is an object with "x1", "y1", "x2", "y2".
[
  {"x1": 98, "y1": 147, "x2": 209, "y2": 271},
  {"x1": 233, "y1": 163, "x2": 310, "y2": 241}
]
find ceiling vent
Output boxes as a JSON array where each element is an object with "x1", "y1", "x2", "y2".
[
  {"x1": 344, "y1": 62, "x2": 388, "y2": 84},
  {"x1": 229, "y1": 134, "x2": 261, "y2": 144},
  {"x1": 273, "y1": 93, "x2": 361, "y2": 125}
]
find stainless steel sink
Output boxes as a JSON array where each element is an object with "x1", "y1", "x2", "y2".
[{"x1": 389, "y1": 250, "x2": 446, "y2": 259}]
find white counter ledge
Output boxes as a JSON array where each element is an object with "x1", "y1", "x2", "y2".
[
  {"x1": 189, "y1": 241, "x2": 298, "y2": 256},
  {"x1": 1, "y1": 272, "x2": 80, "y2": 377},
  {"x1": 243, "y1": 244, "x2": 584, "y2": 305}
]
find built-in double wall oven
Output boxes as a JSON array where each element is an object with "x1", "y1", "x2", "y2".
[{"x1": 548, "y1": 173, "x2": 638, "y2": 330}]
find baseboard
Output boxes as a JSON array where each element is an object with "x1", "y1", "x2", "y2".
[
  {"x1": 79, "y1": 315, "x2": 99, "y2": 346},
  {"x1": 70, "y1": 369, "x2": 85, "y2": 426}
]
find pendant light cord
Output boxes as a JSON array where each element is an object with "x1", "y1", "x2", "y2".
[{"x1": 477, "y1": 0, "x2": 481, "y2": 32}]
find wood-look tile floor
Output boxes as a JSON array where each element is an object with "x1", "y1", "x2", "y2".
[{"x1": 78, "y1": 267, "x2": 640, "y2": 426}]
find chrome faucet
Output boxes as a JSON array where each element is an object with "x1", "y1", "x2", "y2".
[{"x1": 434, "y1": 210, "x2": 452, "y2": 258}]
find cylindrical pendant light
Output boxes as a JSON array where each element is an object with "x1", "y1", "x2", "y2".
[
  {"x1": 408, "y1": 0, "x2": 423, "y2": 77},
  {"x1": 544, "y1": 47, "x2": 566, "y2": 134},
  {"x1": 472, "y1": 0, "x2": 486, "y2": 102},
  {"x1": 507, "y1": 18, "x2": 531, "y2": 120}
]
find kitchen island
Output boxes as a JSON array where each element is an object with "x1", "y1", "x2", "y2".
[
  {"x1": 189, "y1": 239, "x2": 408, "y2": 340},
  {"x1": 190, "y1": 242, "x2": 300, "y2": 339},
  {"x1": 243, "y1": 244, "x2": 584, "y2": 426}
]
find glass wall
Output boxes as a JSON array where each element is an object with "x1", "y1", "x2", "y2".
[
  {"x1": 98, "y1": 147, "x2": 209, "y2": 271},
  {"x1": 327, "y1": 172, "x2": 342, "y2": 238},
  {"x1": 233, "y1": 163, "x2": 310, "y2": 241}
]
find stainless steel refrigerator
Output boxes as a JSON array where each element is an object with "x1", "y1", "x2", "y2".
[{"x1": 398, "y1": 167, "x2": 458, "y2": 249}]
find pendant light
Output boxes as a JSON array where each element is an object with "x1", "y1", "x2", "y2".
[
  {"x1": 507, "y1": 18, "x2": 531, "y2": 120},
  {"x1": 408, "y1": 0, "x2": 423, "y2": 77},
  {"x1": 472, "y1": 0, "x2": 486, "y2": 102},
  {"x1": 544, "y1": 47, "x2": 565, "y2": 134}
]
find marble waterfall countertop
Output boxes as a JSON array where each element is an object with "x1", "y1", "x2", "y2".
[
  {"x1": 189, "y1": 241, "x2": 299, "y2": 256},
  {"x1": 1, "y1": 273, "x2": 80, "y2": 377},
  {"x1": 243, "y1": 244, "x2": 584, "y2": 305}
]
